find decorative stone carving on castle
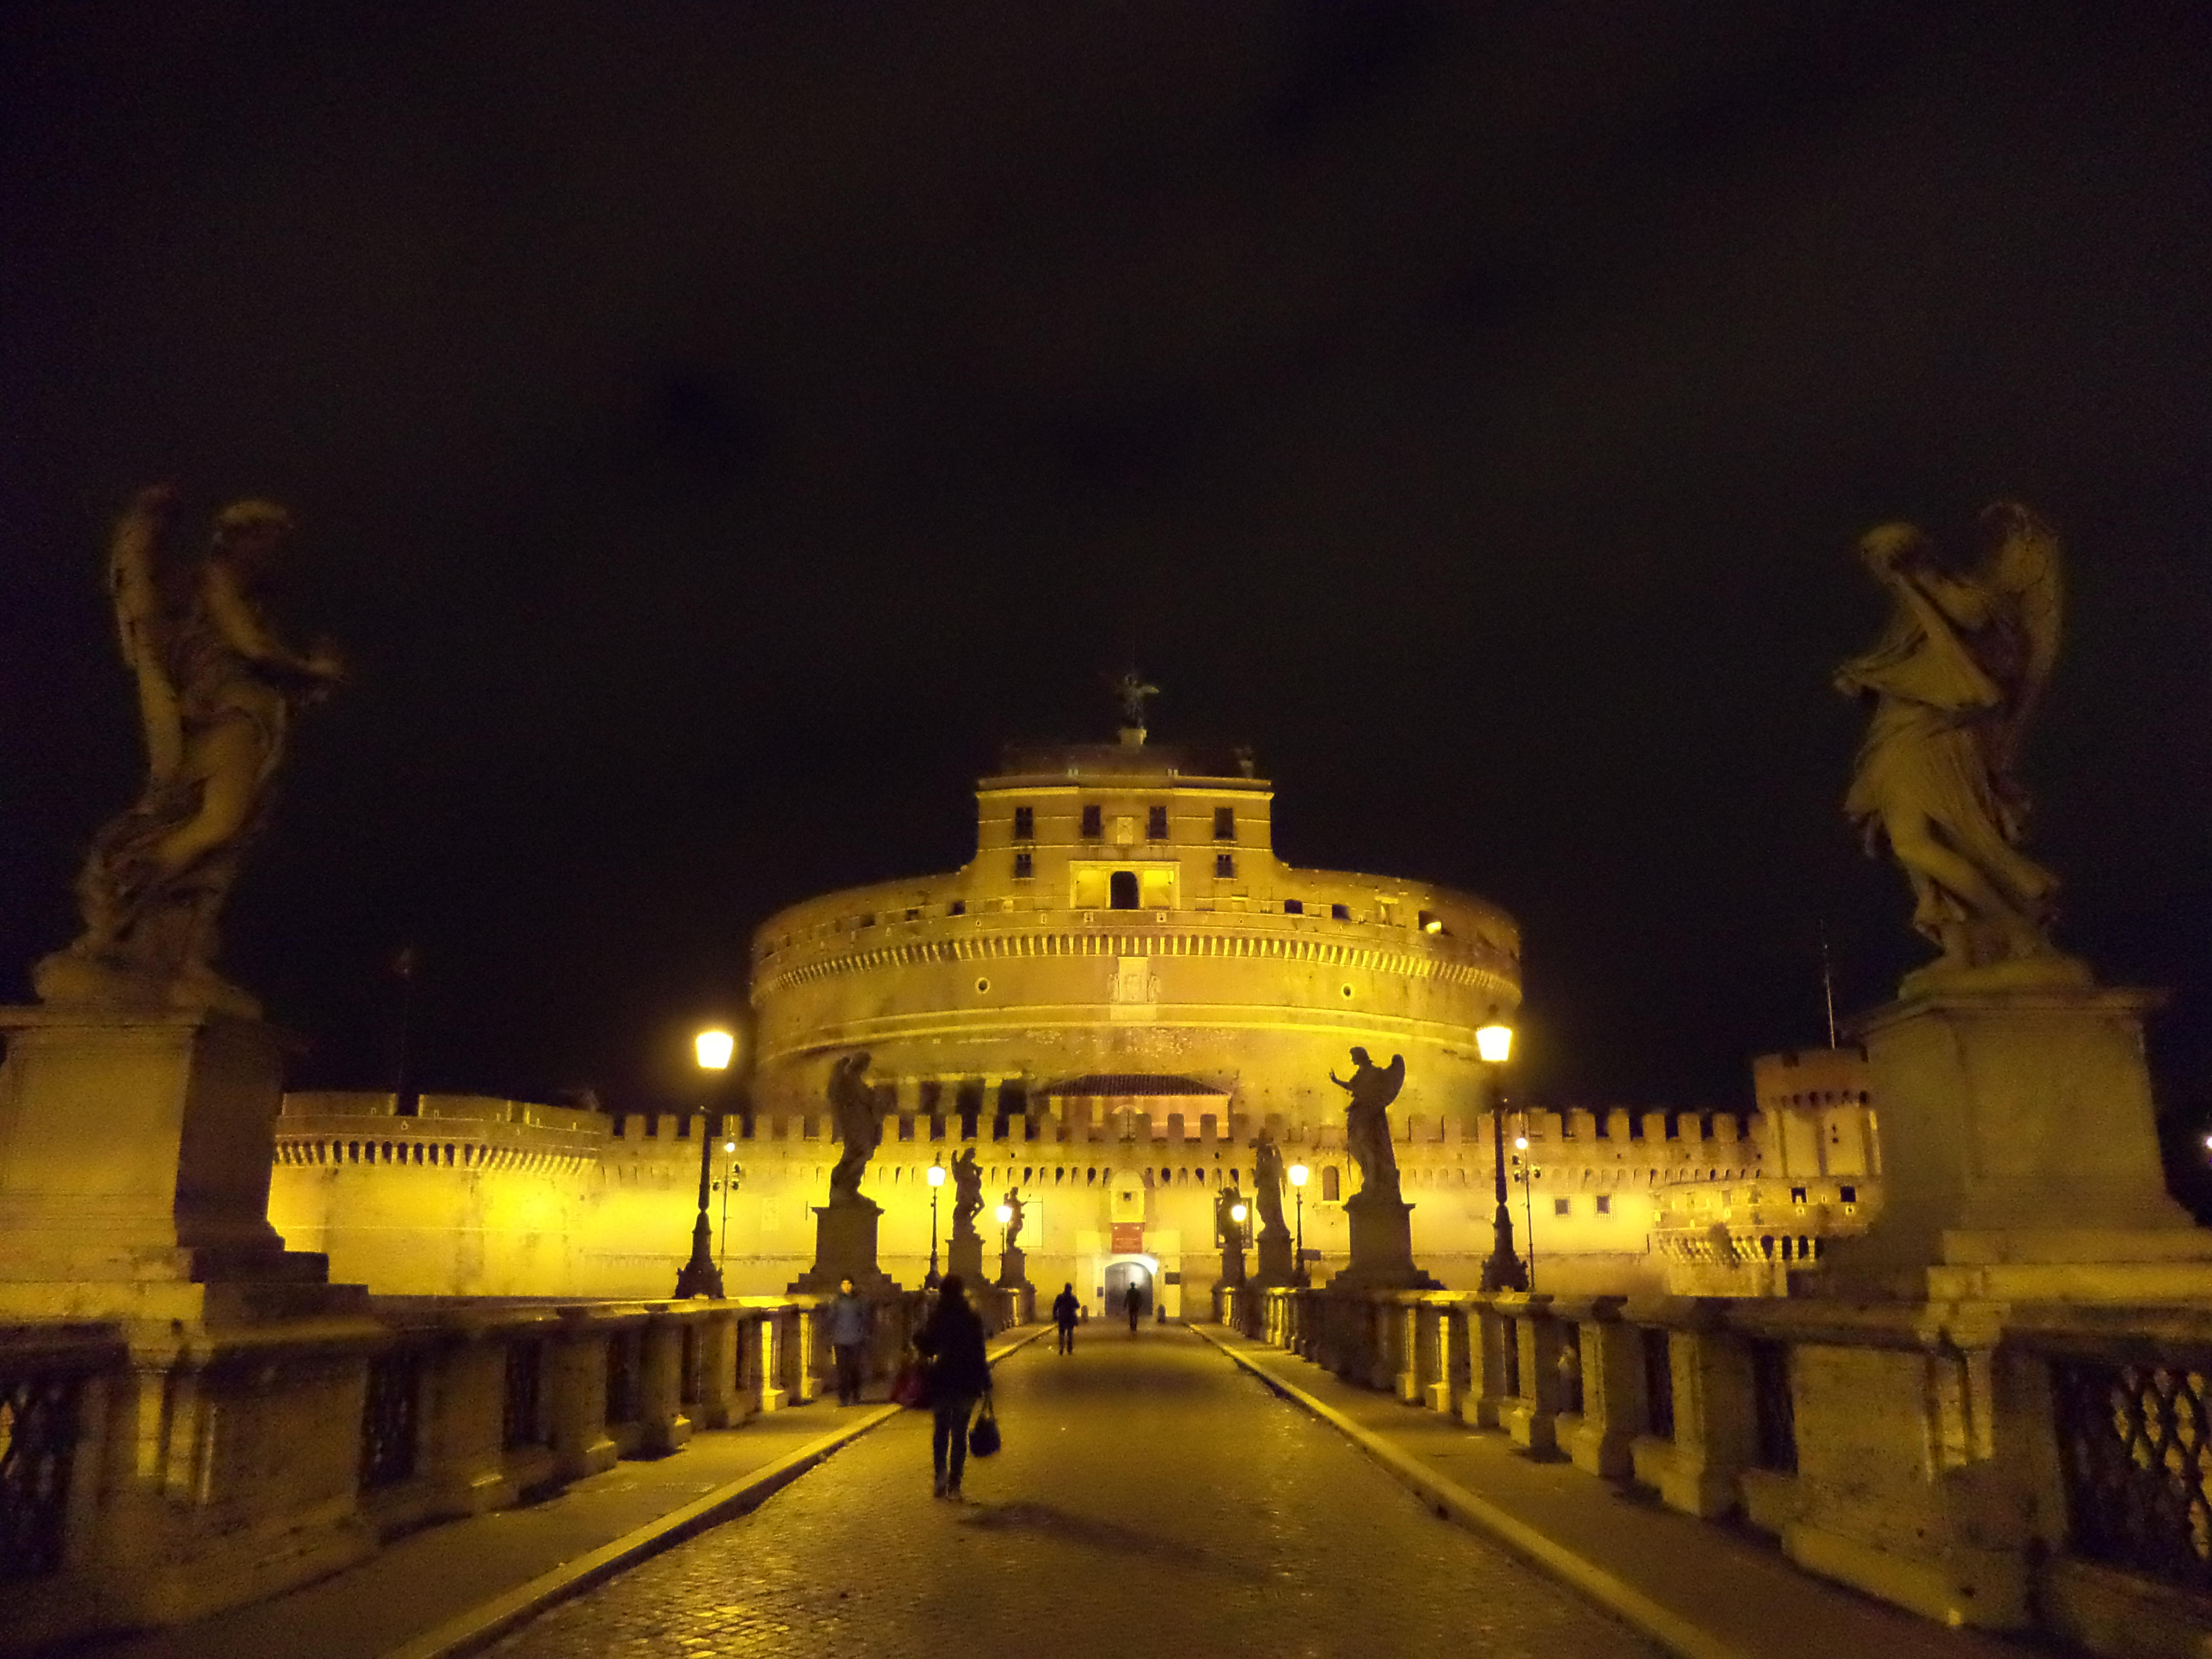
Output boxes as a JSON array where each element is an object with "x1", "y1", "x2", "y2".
[
  {"x1": 1834, "y1": 501, "x2": 2085, "y2": 994},
  {"x1": 1331, "y1": 1047, "x2": 1405, "y2": 1202},
  {"x1": 825, "y1": 1051, "x2": 882, "y2": 1202},
  {"x1": 36, "y1": 486, "x2": 346, "y2": 1018}
]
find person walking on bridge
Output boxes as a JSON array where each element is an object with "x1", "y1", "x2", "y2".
[
  {"x1": 1051, "y1": 1283, "x2": 1080, "y2": 1354},
  {"x1": 827, "y1": 1277, "x2": 872, "y2": 1407},
  {"x1": 915, "y1": 1274, "x2": 990, "y2": 1500},
  {"x1": 1124, "y1": 1281, "x2": 1143, "y2": 1333}
]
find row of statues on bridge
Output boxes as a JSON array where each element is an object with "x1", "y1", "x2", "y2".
[{"x1": 821, "y1": 1041, "x2": 1412, "y2": 1236}]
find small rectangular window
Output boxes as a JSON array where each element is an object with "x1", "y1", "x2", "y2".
[
  {"x1": 1213, "y1": 806, "x2": 1236, "y2": 840},
  {"x1": 1790, "y1": 1185, "x2": 1808, "y2": 1204},
  {"x1": 1839, "y1": 1184, "x2": 1856, "y2": 1203},
  {"x1": 1080, "y1": 804, "x2": 1102, "y2": 839},
  {"x1": 948, "y1": 900, "x2": 965, "y2": 916},
  {"x1": 1215, "y1": 853, "x2": 1236, "y2": 879},
  {"x1": 1283, "y1": 899, "x2": 1303, "y2": 914},
  {"x1": 1595, "y1": 1195, "x2": 1611, "y2": 1215},
  {"x1": 1331, "y1": 903, "x2": 1350, "y2": 921},
  {"x1": 1013, "y1": 853, "x2": 1034, "y2": 880},
  {"x1": 1013, "y1": 806, "x2": 1034, "y2": 840},
  {"x1": 1553, "y1": 1196, "x2": 1571, "y2": 1217},
  {"x1": 1147, "y1": 805, "x2": 1168, "y2": 839}
]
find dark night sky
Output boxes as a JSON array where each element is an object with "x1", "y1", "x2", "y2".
[{"x1": 4, "y1": 3, "x2": 2209, "y2": 1119}]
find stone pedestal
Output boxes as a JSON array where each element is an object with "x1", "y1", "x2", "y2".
[
  {"x1": 1775, "y1": 980, "x2": 2212, "y2": 1632},
  {"x1": 0, "y1": 1004, "x2": 380, "y2": 1638},
  {"x1": 995, "y1": 1243, "x2": 1028, "y2": 1289},
  {"x1": 1213, "y1": 1245, "x2": 1246, "y2": 1291},
  {"x1": 946, "y1": 1227, "x2": 984, "y2": 1287},
  {"x1": 1254, "y1": 1226, "x2": 1294, "y2": 1285},
  {"x1": 790, "y1": 1195, "x2": 899, "y2": 1295},
  {"x1": 1810, "y1": 984, "x2": 2212, "y2": 1302},
  {"x1": 0, "y1": 1006, "x2": 355, "y2": 1323},
  {"x1": 1330, "y1": 1190, "x2": 1440, "y2": 1291}
]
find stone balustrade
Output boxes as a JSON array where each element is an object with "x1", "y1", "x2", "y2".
[
  {"x1": 0, "y1": 1287, "x2": 1018, "y2": 1650},
  {"x1": 1215, "y1": 1283, "x2": 2212, "y2": 1659}
]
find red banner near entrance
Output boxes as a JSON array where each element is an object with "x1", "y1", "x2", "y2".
[{"x1": 1111, "y1": 1223, "x2": 1144, "y2": 1253}]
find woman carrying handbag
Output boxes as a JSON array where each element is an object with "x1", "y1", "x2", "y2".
[{"x1": 912, "y1": 1274, "x2": 992, "y2": 1500}]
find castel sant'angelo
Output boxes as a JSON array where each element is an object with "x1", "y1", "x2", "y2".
[{"x1": 270, "y1": 710, "x2": 1878, "y2": 1312}]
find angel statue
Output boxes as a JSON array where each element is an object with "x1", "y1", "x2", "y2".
[
  {"x1": 825, "y1": 1052, "x2": 883, "y2": 1202},
  {"x1": 36, "y1": 486, "x2": 346, "y2": 1017},
  {"x1": 1001, "y1": 1187, "x2": 1026, "y2": 1249},
  {"x1": 1109, "y1": 668, "x2": 1158, "y2": 730},
  {"x1": 1834, "y1": 502, "x2": 2085, "y2": 993},
  {"x1": 1252, "y1": 1131, "x2": 1289, "y2": 1237},
  {"x1": 949, "y1": 1147, "x2": 984, "y2": 1236},
  {"x1": 1329, "y1": 1047, "x2": 1406, "y2": 1202}
]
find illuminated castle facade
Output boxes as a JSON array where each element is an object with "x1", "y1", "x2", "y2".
[{"x1": 266, "y1": 733, "x2": 1878, "y2": 1309}]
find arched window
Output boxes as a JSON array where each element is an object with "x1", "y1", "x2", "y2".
[
  {"x1": 1322, "y1": 1166, "x2": 1341, "y2": 1202},
  {"x1": 1110, "y1": 870, "x2": 1139, "y2": 909}
]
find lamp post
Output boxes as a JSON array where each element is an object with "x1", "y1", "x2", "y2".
[
  {"x1": 925, "y1": 1159, "x2": 945, "y2": 1289},
  {"x1": 676, "y1": 1028, "x2": 734, "y2": 1299},
  {"x1": 1477, "y1": 1022, "x2": 1529, "y2": 1293},
  {"x1": 716, "y1": 1137, "x2": 740, "y2": 1275},
  {"x1": 995, "y1": 1201, "x2": 1013, "y2": 1257},
  {"x1": 1515, "y1": 1126, "x2": 1538, "y2": 1293},
  {"x1": 1229, "y1": 1200, "x2": 1249, "y2": 1252},
  {"x1": 1288, "y1": 1162, "x2": 1309, "y2": 1283}
]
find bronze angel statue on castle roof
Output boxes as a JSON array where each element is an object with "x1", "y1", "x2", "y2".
[
  {"x1": 1834, "y1": 501, "x2": 2085, "y2": 993},
  {"x1": 36, "y1": 485, "x2": 346, "y2": 1017}
]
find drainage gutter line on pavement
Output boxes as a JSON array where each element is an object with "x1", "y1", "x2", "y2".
[
  {"x1": 384, "y1": 1324, "x2": 1050, "y2": 1659},
  {"x1": 1189, "y1": 1325, "x2": 1747, "y2": 1659}
]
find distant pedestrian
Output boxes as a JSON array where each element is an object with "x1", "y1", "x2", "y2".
[
  {"x1": 914, "y1": 1273, "x2": 991, "y2": 1499},
  {"x1": 1052, "y1": 1284, "x2": 1080, "y2": 1354},
  {"x1": 827, "y1": 1276, "x2": 873, "y2": 1407},
  {"x1": 1124, "y1": 1282, "x2": 1142, "y2": 1332}
]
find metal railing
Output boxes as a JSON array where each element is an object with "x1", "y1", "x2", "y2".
[
  {"x1": 2051, "y1": 1356, "x2": 2212, "y2": 1594},
  {"x1": 0, "y1": 1368, "x2": 88, "y2": 1582}
]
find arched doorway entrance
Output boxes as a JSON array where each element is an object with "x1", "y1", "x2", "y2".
[{"x1": 1103, "y1": 1256, "x2": 1155, "y2": 1325}]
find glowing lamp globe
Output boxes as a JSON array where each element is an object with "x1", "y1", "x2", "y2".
[
  {"x1": 926, "y1": 1164, "x2": 946, "y2": 1188},
  {"x1": 1230, "y1": 1202, "x2": 1248, "y2": 1224},
  {"x1": 723, "y1": 1140, "x2": 737, "y2": 1154},
  {"x1": 695, "y1": 1029, "x2": 736, "y2": 1071},
  {"x1": 1288, "y1": 1163, "x2": 1309, "y2": 1188},
  {"x1": 994, "y1": 1203, "x2": 1013, "y2": 1226},
  {"x1": 1475, "y1": 1023, "x2": 1514, "y2": 1065},
  {"x1": 1514, "y1": 1135, "x2": 1529, "y2": 1152}
]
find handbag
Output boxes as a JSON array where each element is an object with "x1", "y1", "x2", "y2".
[
  {"x1": 889, "y1": 1354, "x2": 929, "y2": 1409},
  {"x1": 968, "y1": 1393, "x2": 1002, "y2": 1458}
]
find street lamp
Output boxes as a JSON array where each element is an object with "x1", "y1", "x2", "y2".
[
  {"x1": 1229, "y1": 1200, "x2": 1250, "y2": 1251},
  {"x1": 995, "y1": 1200, "x2": 1014, "y2": 1259},
  {"x1": 925, "y1": 1159, "x2": 946, "y2": 1289},
  {"x1": 1477, "y1": 1021, "x2": 1529, "y2": 1293},
  {"x1": 1288, "y1": 1163, "x2": 1309, "y2": 1283},
  {"x1": 716, "y1": 1138, "x2": 740, "y2": 1275},
  {"x1": 1515, "y1": 1130, "x2": 1538, "y2": 1292},
  {"x1": 676, "y1": 1028, "x2": 735, "y2": 1299}
]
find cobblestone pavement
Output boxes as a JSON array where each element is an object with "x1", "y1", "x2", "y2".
[{"x1": 490, "y1": 1325, "x2": 1662, "y2": 1658}]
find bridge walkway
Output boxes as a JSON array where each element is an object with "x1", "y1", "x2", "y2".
[
  {"x1": 1197, "y1": 1323, "x2": 2042, "y2": 1659},
  {"x1": 488, "y1": 1322, "x2": 1662, "y2": 1658}
]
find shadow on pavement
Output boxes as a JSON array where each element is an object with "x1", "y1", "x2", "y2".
[{"x1": 955, "y1": 1500, "x2": 1265, "y2": 1583}]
